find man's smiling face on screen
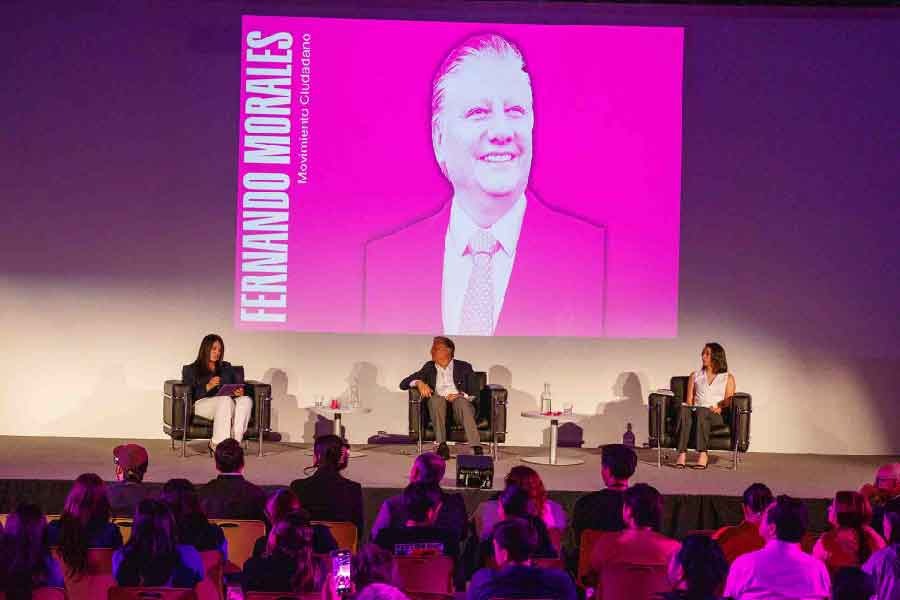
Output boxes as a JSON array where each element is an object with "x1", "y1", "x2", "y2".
[{"x1": 434, "y1": 54, "x2": 534, "y2": 211}]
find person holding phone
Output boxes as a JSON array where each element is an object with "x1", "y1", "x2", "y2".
[{"x1": 182, "y1": 333, "x2": 252, "y2": 453}]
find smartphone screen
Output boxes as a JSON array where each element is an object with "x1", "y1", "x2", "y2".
[{"x1": 332, "y1": 549, "x2": 352, "y2": 594}]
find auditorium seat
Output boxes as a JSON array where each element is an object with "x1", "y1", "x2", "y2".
[
  {"x1": 108, "y1": 587, "x2": 197, "y2": 600},
  {"x1": 408, "y1": 371, "x2": 507, "y2": 455},
  {"x1": 209, "y1": 518, "x2": 266, "y2": 570},
  {"x1": 197, "y1": 550, "x2": 224, "y2": 600},
  {"x1": 55, "y1": 547, "x2": 115, "y2": 600},
  {"x1": 392, "y1": 555, "x2": 455, "y2": 596},
  {"x1": 577, "y1": 530, "x2": 617, "y2": 587},
  {"x1": 312, "y1": 520, "x2": 358, "y2": 552},
  {"x1": 163, "y1": 366, "x2": 273, "y2": 458},
  {"x1": 648, "y1": 376, "x2": 752, "y2": 469},
  {"x1": 113, "y1": 517, "x2": 133, "y2": 543},
  {"x1": 595, "y1": 562, "x2": 671, "y2": 600}
]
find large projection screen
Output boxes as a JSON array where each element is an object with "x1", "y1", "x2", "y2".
[{"x1": 235, "y1": 16, "x2": 683, "y2": 337}]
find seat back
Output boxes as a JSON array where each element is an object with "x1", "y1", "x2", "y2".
[
  {"x1": 392, "y1": 555, "x2": 454, "y2": 595},
  {"x1": 32, "y1": 588, "x2": 66, "y2": 600},
  {"x1": 209, "y1": 519, "x2": 266, "y2": 568},
  {"x1": 108, "y1": 587, "x2": 198, "y2": 600},
  {"x1": 196, "y1": 550, "x2": 224, "y2": 600},
  {"x1": 56, "y1": 547, "x2": 116, "y2": 600},
  {"x1": 577, "y1": 530, "x2": 616, "y2": 587},
  {"x1": 113, "y1": 518, "x2": 134, "y2": 544},
  {"x1": 597, "y1": 562, "x2": 670, "y2": 600},
  {"x1": 312, "y1": 520, "x2": 358, "y2": 552}
]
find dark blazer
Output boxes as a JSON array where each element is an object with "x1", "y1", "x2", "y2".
[
  {"x1": 399, "y1": 359, "x2": 478, "y2": 397},
  {"x1": 181, "y1": 361, "x2": 243, "y2": 402},
  {"x1": 571, "y1": 488, "x2": 627, "y2": 540},
  {"x1": 289, "y1": 468, "x2": 364, "y2": 537},
  {"x1": 364, "y1": 193, "x2": 606, "y2": 336},
  {"x1": 198, "y1": 474, "x2": 267, "y2": 522}
]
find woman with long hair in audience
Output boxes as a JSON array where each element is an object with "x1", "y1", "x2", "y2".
[
  {"x1": 243, "y1": 510, "x2": 321, "y2": 593},
  {"x1": 814, "y1": 490, "x2": 886, "y2": 573},
  {"x1": 0, "y1": 503, "x2": 64, "y2": 600},
  {"x1": 112, "y1": 499, "x2": 204, "y2": 588},
  {"x1": 475, "y1": 484, "x2": 558, "y2": 570},
  {"x1": 664, "y1": 534, "x2": 730, "y2": 600},
  {"x1": 473, "y1": 466, "x2": 566, "y2": 540},
  {"x1": 251, "y1": 488, "x2": 337, "y2": 558},
  {"x1": 159, "y1": 478, "x2": 227, "y2": 557},
  {"x1": 47, "y1": 472, "x2": 123, "y2": 575}
]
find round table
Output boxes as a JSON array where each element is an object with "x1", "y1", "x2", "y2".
[
  {"x1": 307, "y1": 406, "x2": 371, "y2": 458},
  {"x1": 520, "y1": 411, "x2": 586, "y2": 466}
]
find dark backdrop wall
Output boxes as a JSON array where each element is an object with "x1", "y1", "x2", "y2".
[{"x1": 1, "y1": 1, "x2": 899, "y2": 454}]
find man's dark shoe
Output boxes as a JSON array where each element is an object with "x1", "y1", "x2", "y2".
[
  {"x1": 437, "y1": 442, "x2": 450, "y2": 461},
  {"x1": 473, "y1": 445, "x2": 484, "y2": 456}
]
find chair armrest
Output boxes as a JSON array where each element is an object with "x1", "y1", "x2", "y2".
[
  {"x1": 244, "y1": 381, "x2": 272, "y2": 430},
  {"x1": 485, "y1": 385, "x2": 508, "y2": 436},
  {"x1": 163, "y1": 380, "x2": 192, "y2": 429},
  {"x1": 408, "y1": 388, "x2": 423, "y2": 438}
]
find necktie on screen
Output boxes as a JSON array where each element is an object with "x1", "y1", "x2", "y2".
[{"x1": 459, "y1": 229, "x2": 500, "y2": 335}]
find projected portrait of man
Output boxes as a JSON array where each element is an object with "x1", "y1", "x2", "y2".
[{"x1": 364, "y1": 33, "x2": 606, "y2": 336}]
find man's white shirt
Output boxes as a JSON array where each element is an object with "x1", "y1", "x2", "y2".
[
  {"x1": 442, "y1": 193, "x2": 527, "y2": 335},
  {"x1": 434, "y1": 360, "x2": 459, "y2": 397}
]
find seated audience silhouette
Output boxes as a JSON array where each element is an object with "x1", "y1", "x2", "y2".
[
  {"x1": 814, "y1": 490, "x2": 885, "y2": 574},
  {"x1": 198, "y1": 438, "x2": 267, "y2": 521},
  {"x1": 112, "y1": 499, "x2": 204, "y2": 588},
  {"x1": 0, "y1": 503, "x2": 64, "y2": 599},
  {"x1": 373, "y1": 482, "x2": 459, "y2": 560},
  {"x1": 713, "y1": 482, "x2": 773, "y2": 563},
  {"x1": 251, "y1": 488, "x2": 337, "y2": 558},
  {"x1": 572, "y1": 443, "x2": 636, "y2": 538},
  {"x1": 476, "y1": 484, "x2": 557, "y2": 569},
  {"x1": 352, "y1": 544, "x2": 396, "y2": 590},
  {"x1": 832, "y1": 566, "x2": 877, "y2": 600},
  {"x1": 862, "y1": 498, "x2": 900, "y2": 600},
  {"x1": 107, "y1": 443, "x2": 152, "y2": 518},
  {"x1": 160, "y1": 478, "x2": 227, "y2": 557},
  {"x1": 473, "y1": 465, "x2": 566, "y2": 541},
  {"x1": 467, "y1": 518, "x2": 576, "y2": 600},
  {"x1": 724, "y1": 494, "x2": 831, "y2": 600},
  {"x1": 242, "y1": 510, "x2": 321, "y2": 594},
  {"x1": 861, "y1": 463, "x2": 900, "y2": 538},
  {"x1": 662, "y1": 533, "x2": 729, "y2": 600}
]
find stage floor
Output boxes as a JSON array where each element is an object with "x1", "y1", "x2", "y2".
[{"x1": 1, "y1": 436, "x2": 894, "y2": 500}]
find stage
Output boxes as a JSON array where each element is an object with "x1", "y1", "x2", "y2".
[{"x1": 0, "y1": 436, "x2": 894, "y2": 540}]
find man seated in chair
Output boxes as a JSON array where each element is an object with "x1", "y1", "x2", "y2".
[{"x1": 400, "y1": 336, "x2": 482, "y2": 459}]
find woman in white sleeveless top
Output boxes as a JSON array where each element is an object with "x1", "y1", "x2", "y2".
[{"x1": 675, "y1": 342, "x2": 735, "y2": 469}]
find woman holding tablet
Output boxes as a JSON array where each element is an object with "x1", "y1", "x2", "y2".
[{"x1": 183, "y1": 333, "x2": 252, "y2": 452}]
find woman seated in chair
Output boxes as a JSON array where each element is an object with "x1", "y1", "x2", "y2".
[
  {"x1": 47, "y1": 473, "x2": 123, "y2": 576},
  {"x1": 0, "y1": 503, "x2": 65, "y2": 599},
  {"x1": 674, "y1": 342, "x2": 736, "y2": 470},
  {"x1": 183, "y1": 333, "x2": 252, "y2": 453},
  {"x1": 112, "y1": 499, "x2": 204, "y2": 588},
  {"x1": 159, "y1": 478, "x2": 228, "y2": 558},
  {"x1": 243, "y1": 511, "x2": 321, "y2": 594},
  {"x1": 251, "y1": 489, "x2": 337, "y2": 558}
]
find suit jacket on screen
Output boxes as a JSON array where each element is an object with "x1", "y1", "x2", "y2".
[{"x1": 364, "y1": 193, "x2": 606, "y2": 336}]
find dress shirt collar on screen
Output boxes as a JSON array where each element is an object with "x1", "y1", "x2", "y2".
[{"x1": 442, "y1": 194, "x2": 527, "y2": 335}]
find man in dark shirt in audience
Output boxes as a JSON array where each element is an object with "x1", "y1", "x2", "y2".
[
  {"x1": 198, "y1": 438, "x2": 266, "y2": 521},
  {"x1": 571, "y1": 444, "x2": 637, "y2": 539},
  {"x1": 468, "y1": 518, "x2": 577, "y2": 600},
  {"x1": 371, "y1": 452, "x2": 467, "y2": 542},
  {"x1": 107, "y1": 443, "x2": 152, "y2": 517},
  {"x1": 374, "y1": 482, "x2": 459, "y2": 560}
]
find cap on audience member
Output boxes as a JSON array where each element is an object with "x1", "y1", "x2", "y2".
[
  {"x1": 831, "y1": 566, "x2": 876, "y2": 600},
  {"x1": 401, "y1": 482, "x2": 443, "y2": 525},
  {"x1": 623, "y1": 483, "x2": 664, "y2": 531},
  {"x1": 763, "y1": 495, "x2": 808, "y2": 543},
  {"x1": 601, "y1": 443, "x2": 637, "y2": 485},
  {"x1": 214, "y1": 438, "x2": 244, "y2": 474},
  {"x1": 313, "y1": 434, "x2": 350, "y2": 471},
  {"x1": 352, "y1": 544, "x2": 395, "y2": 590},
  {"x1": 113, "y1": 443, "x2": 149, "y2": 482},
  {"x1": 493, "y1": 517, "x2": 538, "y2": 565},
  {"x1": 410, "y1": 452, "x2": 446, "y2": 486},
  {"x1": 356, "y1": 583, "x2": 410, "y2": 600},
  {"x1": 742, "y1": 482, "x2": 774, "y2": 521},
  {"x1": 667, "y1": 534, "x2": 729, "y2": 596}
]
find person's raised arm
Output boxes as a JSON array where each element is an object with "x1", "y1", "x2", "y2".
[{"x1": 399, "y1": 363, "x2": 430, "y2": 390}]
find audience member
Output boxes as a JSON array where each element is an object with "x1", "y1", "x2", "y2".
[
  {"x1": 586, "y1": 483, "x2": 680, "y2": 584},
  {"x1": 476, "y1": 484, "x2": 557, "y2": 568},
  {"x1": 814, "y1": 490, "x2": 885, "y2": 573},
  {"x1": 251, "y1": 488, "x2": 337, "y2": 558},
  {"x1": 713, "y1": 483, "x2": 774, "y2": 563},
  {"x1": 374, "y1": 482, "x2": 459, "y2": 560},
  {"x1": 663, "y1": 534, "x2": 729, "y2": 600},
  {"x1": 355, "y1": 583, "x2": 410, "y2": 600},
  {"x1": 861, "y1": 463, "x2": 900, "y2": 538},
  {"x1": 290, "y1": 434, "x2": 365, "y2": 538},
  {"x1": 352, "y1": 544, "x2": 395, "y2": 590},
  {"x1": 724, "y1": 495, "x2": 830, "y2": 600},
  {"x1": 242, "y1": 511, "x2": 321, "y2": 593},
  {"x1": 571, "y1": 444, "x2": 637, "y2": 539},
  {"x1": 371, "y1": 451, "x2": 467, "y2": 541},
  {"x1": 468, "y1": 518, "x2": 576, "y2": 600},
  {"x1": 112, "y1": 499, "x2": 204, "y2": 588},
  {"x1": 198, "y1": 438, "x2": 267, "y2": 521},
  {"x1": 160, "y1": 478, "x2": 227, "y2": 557},
  {"x1": 862, "y1": 498, "x2": 900, "y2": 600},
  {"x1": 0, "y1": 503, "x2": 64, "y2": 600},
  {"x1": 47, "y1": 472, "x2": 123, "y2": 575},
  {"x1": 473, "y1": 465, "x2": 566, "y2": 540},
  {"x1": 832, "y1": 567, "x2": 876, "y2": 600},
  {"x1": 107, "y1": 443, "x2": 152, "y2": 518}
]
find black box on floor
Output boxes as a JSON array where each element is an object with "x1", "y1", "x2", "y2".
[{"x1": 456, "y1": 454, "x2": 494, "y2": 489}]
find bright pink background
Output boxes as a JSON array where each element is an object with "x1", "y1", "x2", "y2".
[{"x1": 236, "y1": 16, "x2": 683, "y2": 337}]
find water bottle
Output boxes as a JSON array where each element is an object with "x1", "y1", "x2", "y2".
[
  {"x1": 623, "y1": 422, "x2": 636, "y2": 449},
  {"x1": 540, "y1": 383, "x2": 552, "y2": 414}
]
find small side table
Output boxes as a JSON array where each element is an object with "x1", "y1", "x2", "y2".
[
  {"x1": 308, "y1": 406, "x2": 370, "y2": 458},
  {"x1": 520, "y1": 411, "x2": 586, "y2": 466}
]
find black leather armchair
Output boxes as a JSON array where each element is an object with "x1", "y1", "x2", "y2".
[
  {"x1": 408, "y1": 371, "x2": 507, "y2": 457},
  {"x1": 648, "y1": 376, "x2": 751, "y2": 469},
  {"x1": 163, "y1": 365, "x2": 272, "y2": 457}
]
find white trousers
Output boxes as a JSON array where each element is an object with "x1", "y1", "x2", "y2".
[{"x1": 193, "y1": 395, "x2": 253, "y2": 446}]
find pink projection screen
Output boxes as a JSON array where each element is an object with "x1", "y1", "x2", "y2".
[{"x1": 235, "y1": 16, "x2": 683, "y2": 337}]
